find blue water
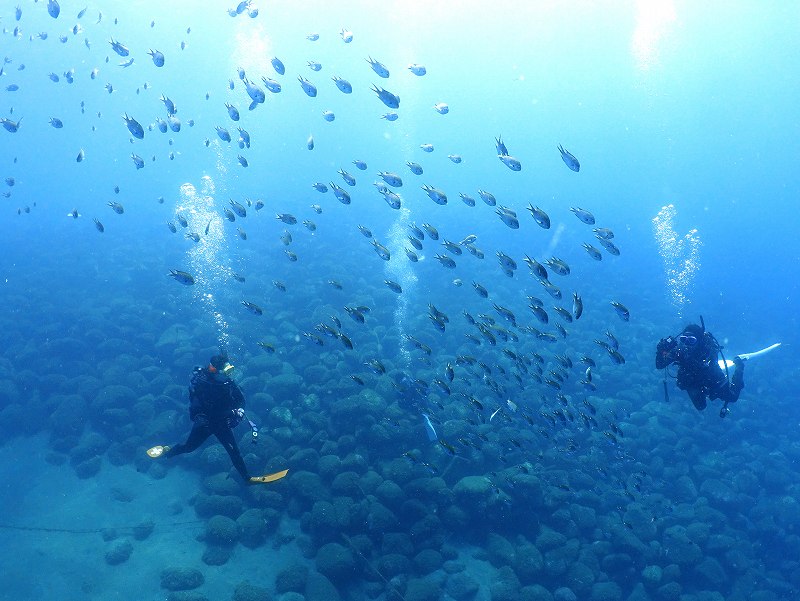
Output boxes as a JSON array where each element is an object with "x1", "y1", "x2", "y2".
[{"x1": 1, "y1": 2, "x2": 799, "y2": 601}]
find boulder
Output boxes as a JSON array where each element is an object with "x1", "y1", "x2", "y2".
[
  {"x1": 641, "y1": 564, "x2": 662, "y2": 589},
  {"x1": 565, "y1": 561, "x2": 595, "y2": 597},
  {"x1": 513, "y1": 544, "x2": 544, "y2": 584},
  {"x1": 453, "y1": 475, "x2": 494, "y2": 513},
  {"x1": 205, "y1": 515, "x2": 240, "y2": 546},
  {"x1": 446, "y1": 572, "x2": 479, "y2": 601},
  {"x1": 202, "y1": 545, "x2": 231, "y2": 566},
  {"x1": 413, "y1": 549, "x2": 443, "y2": 574},
  {"x1": 160, "y1": 567, "x2": 205, "y2": 591},
  {"x1": 376, "y1": 553, "x2": 412, "y2": 579},
  {"x1": 275, "y1": 563, "x2": 309, "y2": 594},
  {"x1": 305, "y1": 571, "x2": 340, "y2": 601},
  {"x1": 519, "y1": 584, "x2": 553, "y2": 601},
  {"x1": 553, "y1": 587, "x2": 577, "y2": 601},
  {"x1": 315, "y1": 542, "x2": 356, "y2": 583},
  {"x1": 232, "y1": 581, "x2": 271, "y2": 601},
  {"x1": 486, "y1": 533, "x2": 516, "y2": 568},
  {"x1": 133, "y1": 518, "x2": 155, "y2": 541},
  {"x1": 291, "y1": 471, "x2": 330, "y2": 506},
  {"x1": 662, "y1": 526, "x2": 702, "y2": 566},
  {"x1": 104, "y1": 539, "x2": 133, "y2": 565},
  {"x1": 194, "y1": 494, "x2": 243, "y2": 519},
  {"x1": 589, "y1": 582, "x2": 621, "y2": 601},
  {"x1": 490, "y1": 566, "x2": 521, "y2": 601},
  {"x1": 167, "y1": 593, "x2": 209, "y2": 601},
  {"x1": 405, "y1": 577, "x2": 440, "y2": 601},
  {"x1": 237, "y1": 508, "x2": 272, "y2": 549},
  {"x1": 693, "y1": 557, "x2": 727, "y2": 589}
]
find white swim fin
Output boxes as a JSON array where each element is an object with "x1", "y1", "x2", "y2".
[{"x1": 718, "y1": 342, "x2": 781, "y2": 372}]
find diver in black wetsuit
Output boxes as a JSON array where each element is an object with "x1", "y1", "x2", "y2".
[
  {"x1": 656, "y1": 320, "x2": 745, "y2": 417},
  {"x1": 153, "y1": 355, "x2": 253, "y2": 482}
]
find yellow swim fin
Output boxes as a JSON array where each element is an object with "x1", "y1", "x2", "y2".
[
  {"x1": 146, "y1": 445, "x2": 170, "y2": 458},
  {"x1": 249, "y1": 469, "x2": 289, "y2": 484}
]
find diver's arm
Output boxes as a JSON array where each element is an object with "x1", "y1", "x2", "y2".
[
  {"x1": 230, "y1": 382, "x2": 245, "y2": 410},
  {"x1": 225, "y1": 383, "x2": 246, "y2": 427},
  {"x1": 187, "y1": 367, "x2": 206, "y2": 419},
  {"x1": 655, "y1": 337, "x2": 678, "y2": 369},
  {"x1": 188, "y1": 386, "x2": 201, "y2": 420}
]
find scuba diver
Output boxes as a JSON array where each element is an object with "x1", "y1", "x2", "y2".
[
  {"x1": 147, "y1": 354, "x2": 287, "y2": 484},
  {"x1": 656, "y1": 317, "x2": 780, "y2": 417}
]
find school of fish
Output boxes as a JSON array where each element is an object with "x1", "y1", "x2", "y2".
[{"x1": 1, "y1": 1, "x2": 640, "y2": 501}]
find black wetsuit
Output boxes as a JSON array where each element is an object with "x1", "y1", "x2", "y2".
[
  {"x1": 656, "y1": 332, "x2": 744, "y2": 411},
  {"x1": 165, "y1": 367, "x2": 249, "y2": 480}
]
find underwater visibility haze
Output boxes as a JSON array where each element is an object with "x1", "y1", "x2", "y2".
[{"x1": 0, "y1": 1, "x2": 799, "y2": 600}]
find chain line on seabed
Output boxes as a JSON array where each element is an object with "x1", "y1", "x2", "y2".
[{"x1": 0, "y1": 519, "x2": 205, "y2": 535}]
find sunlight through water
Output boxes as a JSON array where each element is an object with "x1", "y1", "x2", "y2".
[{"x1": 631, "y1": 0, "x2": 676, "y2": 71}]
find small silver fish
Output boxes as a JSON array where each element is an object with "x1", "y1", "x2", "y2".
[
  {"x1": 332, "y1": 76, "x2": 352, "y2": 94},
  {"x1": 378, "y1": 171, "x2": 402, "y2": 187},
  {"x1": 148, "y1": 49, "x2": 165, "y2": 67},
  {"x1": 385, "y1": 280, "x2": 402, "y2": 293},
  {"x1": 570, "y1": 207, "x2": 595, "y2": 224},
  {"x1": 298, "y1": 76, "x2": 317, "y2": 97},
  {"x1": 407, "y1": 162, "x2": 423, "y2": 175},
  {"x1": 583, "y1": 243, "x2": 603, "y2": 261},
  {"x1": 371, "y1": 85, "x2": 399, "y2": 109},
  {"x1": 610, "y1": 301, "x2": 630, "y2": 321},
  {"x1": 366, "y1": 56, "x2": 389, "y2": 78},
  {"x1": 169, "y1": 269, "x2": 194, "y2": 285},
  {"x1": 372, "y1": 239, "x2": 391, "y2": 260},
  {"x1": 477, "y1": 190, "x2": 496, "y2": 206},
  {"x1": 499, "y1": 154, "x2": 521, "y2": 171},
  {"x1": 527, "y1": 205, "x2": 550, "y2": 229},
  {"x1": 422, "y1": 184, "x2": 447, "y2": 205},
  {"x1": 558, "y1": 144, "x2": 580, "y2": 172}
]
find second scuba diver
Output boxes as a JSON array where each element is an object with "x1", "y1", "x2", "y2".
[
  {"x1": 147, "y1": 354, "x2": 287, "y2": 484},
  {"x1": 656, "y1": 319, "x2": 745, "y2": 417}
]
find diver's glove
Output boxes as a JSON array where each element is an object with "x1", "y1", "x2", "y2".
[
  {"x1": 656, "y1": 336, "x2": 678, "y2": 368},
  {"x1": 228, "y1": 408, "x2": 245, "y2": 428},
  {"x1": 657, "y1": 336, "x2": 676, "y2": 353}
]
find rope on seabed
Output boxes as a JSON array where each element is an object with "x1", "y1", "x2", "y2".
[
  {"x1": 341, "y1": 533, "x2": 406, "y2": 601},
  {"x1": 0, "y1": 519, "x2": 205, "y2": 535}
]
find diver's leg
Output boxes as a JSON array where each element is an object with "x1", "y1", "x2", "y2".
[
  {"x1": 730, "y1": 357, "x2": 745, "y2": 400},
  {"x1": 165, "y1": 422, "x2": 212, "y2": 457},
  {"x1": 688, "y1": 387, "x2": 707, "y2": 411},
  {"x1": 214, "y1": 425, "x2": 250, "y2": 481}
]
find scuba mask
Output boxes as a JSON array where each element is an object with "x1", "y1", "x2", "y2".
[
  {"x1": 208, "y1": 354, "x2": 235, "y2": 375},
  {"x1": 678, "y1": 317, "x2": 706, "y2": 356},
  {"x1": 209, "y1": 362, "x2": 234, "y2": 374}
]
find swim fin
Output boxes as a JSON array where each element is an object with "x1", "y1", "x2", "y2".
[
  {"x1": 718, "y1": 342, "x2": 781, "y2": 372},
  {"x1": 146, "y1": 445, "x2": 170, "y2": 458},
  {"x1": 737, "y1": 342, "x2": 781, "y2": 362},
  {"x1": 249, "y1": 469, "x2": 289, "y2": 484}
]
